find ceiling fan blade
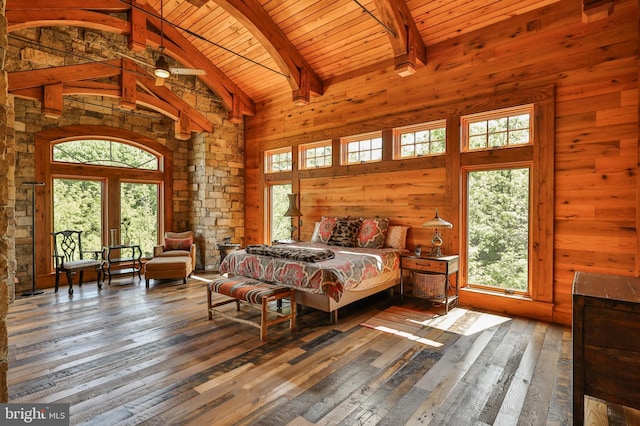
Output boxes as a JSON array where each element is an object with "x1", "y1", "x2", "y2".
[
  {"x1": 155, "y1": 76, "x2": 167, "y2": 86},
  {"x1": 170, "y1": 68, "x2": 206, "y2": 75},
  {"x1": 115, "y1": 52, "x2": 151, "y2": 68}
]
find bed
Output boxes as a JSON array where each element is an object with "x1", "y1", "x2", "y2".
[{"x1": 219, "y1": 235, "x2": 407, "y2": 323}]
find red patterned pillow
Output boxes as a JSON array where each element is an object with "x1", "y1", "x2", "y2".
[
  {"x1": 357, "y1": 217, "x2": 389, "y2": 249},
  {"x1": 312, "y1": 217, "x2": 337, "y2": 244},
  {"x1": 164, "y1": 236, "x2": 193, "y2": 251}
]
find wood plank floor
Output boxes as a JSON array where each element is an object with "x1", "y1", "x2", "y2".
[{"x1": 6, "y1": 273, "x2": 639, "y2": 425}]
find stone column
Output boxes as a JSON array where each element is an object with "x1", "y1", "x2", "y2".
[{"x1": 0, "y1": 0, "x2": 14, "y2": 403}]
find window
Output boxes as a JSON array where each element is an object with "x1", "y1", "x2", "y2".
[
  {"x1": 466, "y1": 167, "x2": 530, "y2": 293},
  {"x1": 461, "y1": 103, "x2": 540, "y2": 298},
  {"x1": 267, "y1": 183, "x2": 292, "y2": 242},
  {"x1": 300, "y1": 141, "x2": 332, "y2": 169},
  {"x1": 393, "y1": 120, "x2": 446, "y2": 159},
  {"x1": 53, "y1": 139, "x2": 158, "y2": 170},
  {"x1": 341, "y1": 132, "x2": 382, "y2": 164},
  {"x1": 265, "y1": 148, "x2": 292, "y2": 173},
  {"x1": 53, "y1": 178, "x2": 103, "y2": 252},
  {"x1": 462, "y1": 104, "x2": 533, "y2": 151},
  {"x1": 121, "y1": 182, "x2": 159, "y2": 257}
]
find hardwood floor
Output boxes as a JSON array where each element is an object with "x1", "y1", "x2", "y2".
[{"x1": 6, "y1": 274, "x2": 638, "y2": 425}]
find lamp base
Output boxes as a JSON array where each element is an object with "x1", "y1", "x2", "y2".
[
  {"x1": 430, "y1": 246, "x2": 444, "y2": 257},
  {"x1": 22, "y1": 290, "x2": 44, "y2": 297}
]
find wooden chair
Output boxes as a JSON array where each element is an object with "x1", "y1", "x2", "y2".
[{"x1": 51, "y1": 230, "x2": 103, "y2": 295}]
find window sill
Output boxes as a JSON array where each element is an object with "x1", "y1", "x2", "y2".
[{"x1": 459, "y1": 287, "x2": 554, "y2": 323}]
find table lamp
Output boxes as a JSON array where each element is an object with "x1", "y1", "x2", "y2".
[
  {"x1": 422, "y1": 208, "x2": 453, "y2": 257},
  {"x1": 283, "y1": 193, "x2": 302, "y2": 241}
]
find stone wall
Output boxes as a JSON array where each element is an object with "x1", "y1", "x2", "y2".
[
  {"x1": 0, "y1": 0, "x2": 12, "y2": 403},
  {"x1": 8, "y1": 26, "x2": 245, "y2": 292}
]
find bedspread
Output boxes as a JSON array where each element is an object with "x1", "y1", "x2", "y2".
[{"x1": 219, "y1": 242, "x2": 403, "y2": 302}]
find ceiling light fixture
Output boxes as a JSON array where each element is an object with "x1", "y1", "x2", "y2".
[
  {"x1": 154, "y1": 53, "x2": 171, "y2": 79},
  {"x1": 154, "y1": 0, "x2": 171, "y2": 79}
]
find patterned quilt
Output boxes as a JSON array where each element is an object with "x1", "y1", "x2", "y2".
[{"x1": 219, "y1": 242, "x2": 403, "y2": 302}]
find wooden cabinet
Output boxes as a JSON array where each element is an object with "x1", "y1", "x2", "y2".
[
  {"x1": 400, "y1": 254, "x2": 459, "y2": 313},
  {"x1": 572, "y1": 271, "x2": 640, "y2": 425}
]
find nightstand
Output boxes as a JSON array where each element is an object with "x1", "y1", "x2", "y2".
[{"x1": 400, "y1": 254, "x2": 460, "y2": 313}]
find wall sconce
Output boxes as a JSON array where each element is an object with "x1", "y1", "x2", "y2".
[
  {"x1": 422, "y1": 208, "x2": 453, "y2": 257},
  {"x1": 283, "y1": 193, "x2": 302, "y2": 241}
]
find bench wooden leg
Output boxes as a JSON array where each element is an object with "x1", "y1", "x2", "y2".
[{"x1": 260, "y1": 298, "x2": 269, "y2": 341}]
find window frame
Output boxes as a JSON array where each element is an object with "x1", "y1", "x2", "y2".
[
  {"x1": 264, "y1": 147, "x2": 293, "y2": 173},
  {"x1": 299, "y1": 140, "x2": 332, "y2": 170},
  {"x1": 462, "y1": 162, "x2": 533, "y2": 297},
  {"x1": 461, "y1": 104, "x2": 534, "y2": 152},
  {"x1": 393, "y1": 120, "x2": 447, "y2": 159},
  {"x1": 340, "y1": 131, "x2": 383, "y2": 165},
  {"x1": 458, "y1": 98, "x2": 553, "y2": 313}
]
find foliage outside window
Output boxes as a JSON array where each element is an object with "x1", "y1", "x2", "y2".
[
  {"x1": 393, "y1": 120, "x2": 446, "y2": 159},
  {"x1": 53, "y1": 139, "x2": 158, "y2": 170},
  {"x1": 300, "y1": 141, "x2": 332, "y2": 169},
  {"x1": 121, "y1": 183, "x2": 159, "y2": 257},
  {"x1": 340, "y1": 132, "x2": 382, "y2": 165},
  {"x1": 466, "y1": 168, "x2": 530, "y2": 293},
  {"x1": 462, "y1": 104, "x2": 533, "y2": 151},
  {"x1": 265, "y1": 148, "x2": 292, "y2": 173},
  {"x1": 53, "y1": 179, "x2": 103, "y2": 254},
  {"x1": 269, "y1": 183, "x2": 292, "y2": 241}
]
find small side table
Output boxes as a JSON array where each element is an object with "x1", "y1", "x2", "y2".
[
  {"x1": 400, "y1": 254, "x2": 460, "y2": 313},
  {"x1": 217, "y1": 243, "x2": 241, "y2": 264},
  {"x1": 102, "y1": 244, "x2": 142, "y2": 285}
]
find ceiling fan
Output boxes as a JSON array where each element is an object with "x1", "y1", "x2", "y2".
[{"x1": 120, "y1": 0, "x2": 205, "y2": 86}]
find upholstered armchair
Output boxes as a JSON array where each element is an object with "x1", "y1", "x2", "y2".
[{"x1": 144, "y1": 231, "x2": 196, "y2": 287}]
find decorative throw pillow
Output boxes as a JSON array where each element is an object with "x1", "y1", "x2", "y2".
[
  {"x1": 328, "y1": 219, "x2": 362, "y2": 247},
  {"x1": 384, "y1": 225, "x2": 410, "y2": 249},
  {"x1": 164, "y1": 236, "x2": 193, "y2": 251},
  {"x1": 312, "y1": 217, "x2": 337, "y2": 244},
  {"x1": 357, "y1": 217, "x2": 389, "y2": 248}
]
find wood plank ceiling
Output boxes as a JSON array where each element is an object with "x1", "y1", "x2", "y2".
[{"x1": 8, "y1": 0, "x2": 611, "y2": 124}]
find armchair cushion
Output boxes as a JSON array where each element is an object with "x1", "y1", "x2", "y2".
[
  {"x1": 164, "y1": 236, "x2": 193, "y2": 251},
  {"x1": 158, "y1": 249, "x2": 191, "y2": 258}
]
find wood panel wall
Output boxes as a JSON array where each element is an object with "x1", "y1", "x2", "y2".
[{"x1": 244, "y1": 0, "x2": 639, "y2": 325}]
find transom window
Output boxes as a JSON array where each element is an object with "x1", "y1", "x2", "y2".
[
  {"x1": 300, "y1": 141, "x2": 332, "y2": 169},
  {"x1": 265, "y1": 148, "x2": 292, "y2": 173},
  {"x1": 53, "y1": 139, "x2": 159, "y2": 170},
  {"x1": 393, "y1": 120, "x2": 446, "y2": 159},
  {"x1": 462, "y1": 104, "x2": 533, "y2": 151},
  {"x1": 341, "y1": 132, "x2": 383, "y2": 165}
]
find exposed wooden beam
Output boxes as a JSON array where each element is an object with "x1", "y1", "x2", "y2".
[
  {"x1": 128, "y1": 5, "x2": 148, "y2": 52},
  {"x1": 373, "y1": 0, "x2": 427, "y2": 77},
  {"x1": 120, "y1": 58, "x2": 137, "y2": 110},
  {"x1": 43, "y1": 83, "x2": 63, "y2": 118},
  {"x1": 6, "y1": 0, "x2": 256, "y2": 120},
  {"x1": 214, "y1": 0, "x2": 323, "y2": 104},
  {"x1": 141, "y1": 3, "x2": 255, "y2": 118},
  {"x1": 8, "y1": 60, "x2": 213, "y2": 135},
  {"x1": 8, "y1": 60, "x2": 121, "y2": 89},
  {"x1": 582, "y1": 0, "x2": 614, "y2": 23}
]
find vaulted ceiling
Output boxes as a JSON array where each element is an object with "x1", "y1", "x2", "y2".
[{"x1": 6, "y1": 0, "x2": 610, "y2": 129}]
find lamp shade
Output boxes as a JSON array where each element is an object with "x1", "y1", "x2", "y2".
[
  {"x1": 283, "y1": 193, "x2": 302, "y2": 217},
  {"x1": 154, "y1": 55, "x2": 171, "y2": 79},
  {"x1": 422, "y1": 208, "x2": 452, "y2": 229}
]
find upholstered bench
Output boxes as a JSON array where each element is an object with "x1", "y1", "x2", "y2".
[{"x1": 207, "y1": 276, "x2": 296, "y2": 341}]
